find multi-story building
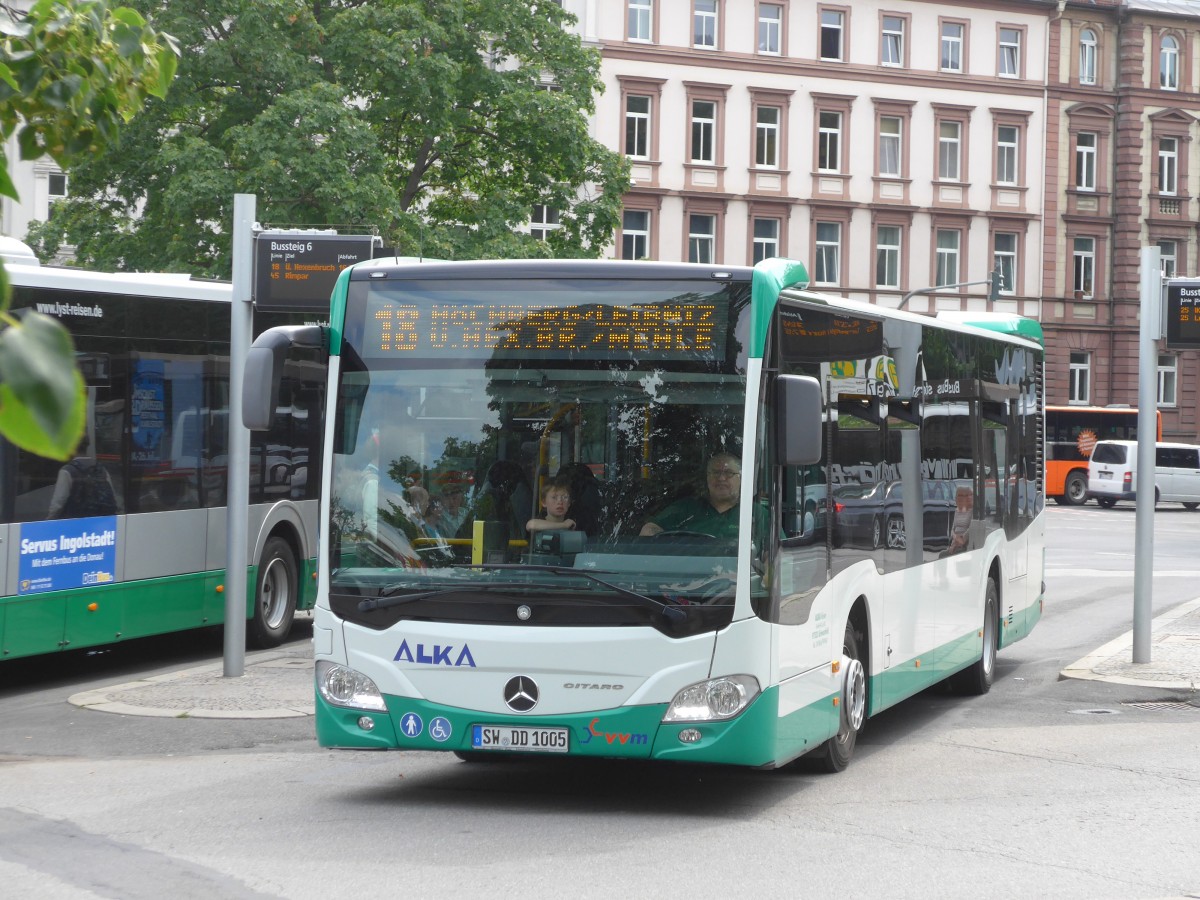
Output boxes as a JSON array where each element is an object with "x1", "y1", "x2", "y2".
[{"x1": 1046, "y1": 0, "x2": 1200, "y2": 440}]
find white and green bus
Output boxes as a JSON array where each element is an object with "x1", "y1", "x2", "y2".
[
  {"x1": 1, "y1": 259, "x2": 325, "y2": 661},
  {"x1": 247, "y1": 257, "x2": 1044, "y2": 771}
]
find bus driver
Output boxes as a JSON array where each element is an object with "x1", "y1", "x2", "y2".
[{"x1": 639, "y1": 451, "x2": 741, "y2": 539}]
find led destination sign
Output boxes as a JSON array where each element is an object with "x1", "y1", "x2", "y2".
[
  {"x1": 362, "y1": 294, "x2": 729, "y2": 361},
  {"x1": 1166, "y1": 279, "x2": 1200, "y2": 350}
]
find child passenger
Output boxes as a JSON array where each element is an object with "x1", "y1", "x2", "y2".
[{"x1": 526, "y1": 478, "x2": 575, "y2": 533}]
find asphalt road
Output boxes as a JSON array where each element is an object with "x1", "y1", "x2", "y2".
[{"x1": 1, "y1": 505, "x2": 1198, "y2": 899}]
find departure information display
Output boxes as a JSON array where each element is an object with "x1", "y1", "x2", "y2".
[
  {"x1": 1166, "y1": 279, "x2": 1200, "y2": 350},
  {"x1": 358, "y1": 283, "x2": 732, "y2": 362}
]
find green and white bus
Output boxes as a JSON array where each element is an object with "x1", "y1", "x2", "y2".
[
  {"x1": 1, "y1": 260, "x2": 325, "y2": 661},
  {"x1": 247, "y1": 257, "x2": 1044, "y2": 771}
]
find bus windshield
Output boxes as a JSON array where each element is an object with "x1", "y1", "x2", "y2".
[{"x1": 327, "y1": 272, "x2": 752, "y2": 636}]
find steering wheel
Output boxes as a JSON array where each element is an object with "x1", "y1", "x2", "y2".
[{"x1": 652, "y1": 530, "x2": 718, "y2": 541}]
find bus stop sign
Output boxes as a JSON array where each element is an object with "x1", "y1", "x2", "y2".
[
  {"x1": 1165, "y1": 278, "x2": 1200, "y2": 350},
  {"x1": 254, "y1": 232, "x2": 376, "y2": 311}
]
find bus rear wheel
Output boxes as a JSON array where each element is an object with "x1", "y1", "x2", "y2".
[
  {"x1": 249, "y1": 536, "x2": 298, "y2": 648},
  {"x1": 951, "y1": 577, "x2": 998, "y2": 695},
  {"x1": 809, "y1": 622, "x2": 866, "y2": 773},
  {"x1": 1062, "y1": 470, "x2": 1089, "y2": 505}
]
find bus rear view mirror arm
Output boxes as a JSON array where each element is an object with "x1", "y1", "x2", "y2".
[
  {"x1": 243, "y1": 325, "x2": 327, "y2": 431},
  {"x1": 776, "y1": 374, "x2": 823, "y2": 467}
]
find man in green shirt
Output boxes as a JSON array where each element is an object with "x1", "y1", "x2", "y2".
[{"x1": 639, "y1": 452, "x2": 741, "y2": 539}]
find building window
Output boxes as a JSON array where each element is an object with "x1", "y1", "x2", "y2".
[
  {"x1": 1158, "y1": 240, "x2": 1178, "y2": 278},
  {"x1": 1158, "y1": 354, "x2": 1178, "y2": 407},
  {"x1": 999, "y1": 27, "x2": 1021, "y2": 77},
  {"x1": 941, "y1": 22, "x2": 964, "y2": 72},
  {"x1": 1075, "y1": 132, "x2": 1096, "y2": 191},
  {"x1": 938, "y1": 121, "x2": 961, "y2": 181},
  {"x1": 876, "y1": 225, "x2": 901, "y2": 288},
  {"x1": 818, "y1": 110, "x2": 841, "y2": 173},
  {"x1": 530, "y1": 205, "x2": 560, "y2": 241},
  {"x1": 996, "y1": 125, "x2": 1018, "y2": 185},
  {"x1": 1159, "y1": 137, "x2": 1178, "y2": 195},
  {"x1": 935, "y1": 229, "x2": 960, "y2": 288},
  {"x1": 878, "y1": 116, "x2": 901, "y2": 177},
  {"x1": 622, "y1": 210, "x2": 650, "y2": 260},
  {"x1": 688, "y1": 214, "x2": 715, "y2": 263},
  {"x1": 1073, "y1": 237, "x2": 1095, "y2": 298},
  {"x1": 993, "y1": 232, "x2": 1017, "y2": 295},
  {"x1": 882, "y1": 15, "x2": 904, "y2": 66},
  {"x1": 758, "y1": 4, "x2": 782, "y2": 55},
  {"x1": 1080, "y1": 28, "x2": 1097, "y2": 85},
  {"x1": 755, "y1": 106, "x2": 780, "y2": 168},
  {"x1": 625, "y1": 95, "x2": 650, "y2": 158},
  {"x1": 753, "y1": 218, "x2": 779, "y2": 263},
  {"x1": 691, "y1": 100, "x2": 716, "y2": 164},
  {"x1": 628, "y1": 0, "x2": 652, "y2": 41},
  {"x1": 1161, "y1": 35, "x2": 1179, "y2": 90},
  {"x1": 1069, "y1": 351, "x2": 1090, "y2": 405},
  {"x1": 694, "y1": 0, "x2": 718, "y2": 49},
  {"x1": 820, "y1": 9, "x2": 844, "y2": 61},
  {"x1": 815, "y1": 222, "x2": 841, "y2": 285},
  {"x1": 48, "y1": 172, "x2": 68, "y2": 201}
]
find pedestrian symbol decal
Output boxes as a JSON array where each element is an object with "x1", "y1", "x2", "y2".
[{"x1": 401, "y1": 712, "x2": 423, "y2": 738}]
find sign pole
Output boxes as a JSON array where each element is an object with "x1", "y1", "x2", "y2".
[
  {"x1": 1133, "y1": 246, "x2": 1160, "y2": 664},
  {"x1": 224, "y1": 194, "x2": 256, "y2": 677}
]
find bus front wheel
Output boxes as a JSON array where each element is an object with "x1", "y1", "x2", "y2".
[
  {"x1": 1062, "y1": 470, "x2": 1089, "y2": 505},
  {"x1": 249, "y1": 536, "x2": 298, "y2": 648},
  {"x1": 809, "y1": 622, "x2": 866, "y2": 774}
]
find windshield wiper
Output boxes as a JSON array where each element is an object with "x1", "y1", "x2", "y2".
[
  {"x1": 354, "y1": 583, "x2": 529, "y2": 613},
  {"x1": 452, "y1": 563, "x2": 688, "y2": 626}
]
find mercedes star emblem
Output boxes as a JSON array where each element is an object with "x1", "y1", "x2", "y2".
[{"x1": 503, "y1": 676, "x2": 539, "y2": 712}]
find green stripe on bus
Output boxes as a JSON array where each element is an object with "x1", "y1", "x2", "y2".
[{"x1": 750, "y1": 258, "x2": 811, "y2": 360}]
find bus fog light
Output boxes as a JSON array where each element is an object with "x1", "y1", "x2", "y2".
[
  {"x1": 663, "y1": 675, "x2": 760, "y2": 723},
  {"x1": 317, "y1": 660, "x2": 387, "y2": 711},
  {"x1": 679, "y1": 728, "x2": 702, "y2": 744},
  {"x1": 357, "y1": 716, "x2": 375, "y2": 731}
]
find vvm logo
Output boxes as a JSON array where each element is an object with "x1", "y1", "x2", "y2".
[
  {"x1": 579, "y1": 717, "x2": 649, "y2": 747},
  {"x1": 393, "y1": 639, "x2": 476, "y2": 668}
]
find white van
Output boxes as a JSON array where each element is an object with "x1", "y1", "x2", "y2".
[{"x1": 1086, "y1": 440, "x2": 1200, "y2": 509}]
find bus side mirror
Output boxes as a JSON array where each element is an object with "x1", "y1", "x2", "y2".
[
  {"x1": 776, "y1": 374, "x2": 823, "y2": 466},
  {"x1": 243, "y1": 325, "x2": 327, "y2": 431}
]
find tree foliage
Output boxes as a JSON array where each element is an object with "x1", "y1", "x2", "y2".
[
  {"x1": 30, "y1": 0, "x2": 630, "y2": 276},
  {"x1": 0, "y1": 0, "x2": 177, "y2": 459}
]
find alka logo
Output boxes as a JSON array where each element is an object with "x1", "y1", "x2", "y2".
[
  {"x1": 393, "y1": 639, "x2": 476, "y2": 668},
  {"x1": 579, "y1": 717, "x2": 649, "y2": 747}
]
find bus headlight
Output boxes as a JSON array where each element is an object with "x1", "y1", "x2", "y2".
[
  {"x1": 316, "y1": 660, "x2": 387, "y2": 711},
  {"x1": 663, "y1": 675, "x2": 760, "y2": 723}
]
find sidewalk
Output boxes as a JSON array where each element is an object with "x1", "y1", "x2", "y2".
[
  {"x1": 1060, "y1": 595, "x2": 1200, "y2": 691},
  {"x1": 65, "y1": 598, "x2": 1200, "y2": 721}
]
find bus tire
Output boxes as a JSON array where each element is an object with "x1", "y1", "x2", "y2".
[
  {"x1": 809, "y1": 622, "x2": 866, "y2": 774},
  {"x1": 248, "y1": 536, "x2": 298, "y2": 649},
  {"x1": 1063, "y1": 471, "x2": 1088, "y2": 505},
  {"x1": 951, "y1": 577, "x2": 998, "y2": 695}
]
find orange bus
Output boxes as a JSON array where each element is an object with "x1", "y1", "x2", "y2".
[{"x1": 1045, "y1": 405, "x2": 1162, "y2": 504}]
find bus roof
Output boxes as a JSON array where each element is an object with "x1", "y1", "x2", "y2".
[{"x1": 4, "y1": 263, "x2": 232, "y2": 302}]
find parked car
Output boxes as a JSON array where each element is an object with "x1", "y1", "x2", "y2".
[
  {"x1": 1086, "y1": 440, "x2": 1200, "y2": 508},
  {"x1": 834, "y1": 478, "x2": 957, "y2": 550}
]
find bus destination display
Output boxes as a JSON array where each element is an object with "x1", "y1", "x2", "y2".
[
  {"x1": 362, "y1": 296, "x2": 728, "y2": 361},
  {"x1": 1166, "y1": 279, "x2": 1200, "y2": 350}
]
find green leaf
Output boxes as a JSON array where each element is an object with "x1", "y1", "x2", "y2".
[
  {"x1": 0, "y1": 165, "x2": 19, "y2": 202},
  {"x1": 0, "y1": 312, "x2": 86, "y2": 461}
]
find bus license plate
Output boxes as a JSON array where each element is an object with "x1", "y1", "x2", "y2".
[{"x1": 472, "y1": 725, "x2": 569, "y2": 753}]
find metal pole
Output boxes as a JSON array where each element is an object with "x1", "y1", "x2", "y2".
[
  {"x1": 224, "y1": 194, "x2": 256, "y2": 677},
  {"x1": 1133, "y1": 246, "x2": 1160, "y2": 664}
]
